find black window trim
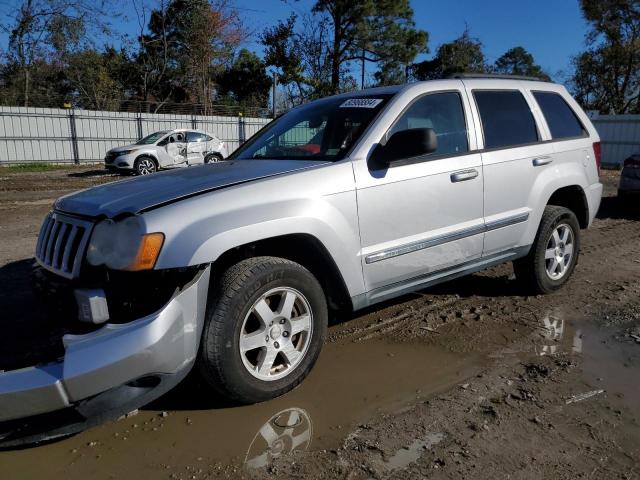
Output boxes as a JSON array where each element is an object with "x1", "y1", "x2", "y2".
[
  {"x1": 471, "y1": 88, "x2": 543, "y2": 151},
  {"x1": 530, "y1": 90, "x2": 589, "y2": 142},
  {"x1": 372, "y1": 89, "x2": 472, "y2": 169}
]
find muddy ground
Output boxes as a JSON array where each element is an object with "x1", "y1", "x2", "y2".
[{"x1": 0, "y1": 167, "x2": 639, "y2": 479}]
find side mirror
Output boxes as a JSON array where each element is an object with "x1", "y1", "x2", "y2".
[
  {"x1": 371, "y1": 128, "x2": 438, "y2": 168},
  {"x1": 169, "y1": 136, "x2": 175, "y2": 143}
]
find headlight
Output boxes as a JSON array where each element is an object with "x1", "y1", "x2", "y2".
[
  {"x1": 86, "y1": 216, "x2": 164, "y2": 271},
  {"x1": 115, "y1": 150, "x2": 135, "y2": 157}
]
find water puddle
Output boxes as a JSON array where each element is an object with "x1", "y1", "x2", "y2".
[
  {"x1": 0, "y1": 340, "x2": 483, "y2": 479},
  {"x1": 505, "y1": 308, "x2": 640, "y2": 413}
]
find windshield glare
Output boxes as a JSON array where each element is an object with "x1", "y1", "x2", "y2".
[
  {"x1": 232, "y1": 95, "x2": 392, "y2": 161},
  {"x1": 136, "y1": 131, "x2": 169, "y2": 145}
]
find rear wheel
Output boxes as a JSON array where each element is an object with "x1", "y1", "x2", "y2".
[
  {"x1": 204, "y1": 153, "x2": 223, "y2": 164},
  {"x1": 134, "y1": 156, "x2": 157, "y2": 175},
  {"x1": 514, "y1": 206, "x2": 581, "y2": 294},
  {"x1": 198, "y1": 257, "x2": 327, "y2": 403}
]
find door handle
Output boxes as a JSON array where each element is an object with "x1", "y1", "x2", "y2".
[
  {"x1": 450, "y1": 169, "x2": 479, "y2": 183},
  {"x1": 532, "y1": 156, "x2": 553, "y2": 167}
]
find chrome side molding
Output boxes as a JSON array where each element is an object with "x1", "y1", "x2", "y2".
[{"x1": 365, "y1": 212, "x2": 530, "y2": 264}]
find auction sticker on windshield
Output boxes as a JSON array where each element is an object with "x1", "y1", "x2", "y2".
[{"x1": 340, "y1": 98, "x2": 384, "y2": 108}]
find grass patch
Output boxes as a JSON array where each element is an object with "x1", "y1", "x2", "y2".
[{"x1": 0, "y1": 163, "x2": 78, "y2": 173}]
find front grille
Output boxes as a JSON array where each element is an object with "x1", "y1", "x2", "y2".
[
  {"x1": 35, "y1": 212, "x2": 93, "y2": 279},
  {"x1": 105, "y1": 153, "x2": 116, "y2": 164}
]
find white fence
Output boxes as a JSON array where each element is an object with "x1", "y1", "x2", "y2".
[
  {"x1": 592, "y1": 114, "x2": 640, "y2": 166},
  {"x1": 0, "y1": 106, "x2": 272, "y2": 165},
  {"x1": 2, "y1": 106, "x2": 637, "y2": 167}
]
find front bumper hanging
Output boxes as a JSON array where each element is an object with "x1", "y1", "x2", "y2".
[{"x1": 0, "y1": 266, "x2": 210, "y2": 424}]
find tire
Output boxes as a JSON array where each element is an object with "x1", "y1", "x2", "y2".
[
  {"x1": 198, "y1": 256, "x2": 328, "y2": 404},
  {"x1": 514, "y1": 206, "x2": 581, "y2": 294},
  {"x1": 204, "y1": 153, "x2": 223, "y2": 164},
  {"x1": 134, "y1": 156, "x2": 157, "y2": 175}
]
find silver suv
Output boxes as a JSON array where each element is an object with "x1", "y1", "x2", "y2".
[
  {"x1": 0, "y1": 76, "x2": 602, "y2": 427},
  {"x1": 105, "y1": 129, "x2": 228, "y2": 175}
]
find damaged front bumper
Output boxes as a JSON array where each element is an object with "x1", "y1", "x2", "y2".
[{"x1": 0, "y1": 266, "x2": 210, "y2": 425}]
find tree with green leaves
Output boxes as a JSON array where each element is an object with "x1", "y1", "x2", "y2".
[
  {"x1": 310, "y1": 0, "x2": 427, "y2": 92},
  {"x1": 493, "y1": 46, "x2": 550, "y2": 80},
  {"x1": 216, "y1": 49, "x2": 271, "y2": 107},
  {"x1": 571, "y1": 0, "x2": 640, "y2": 114},
  {"x1": 412, "y1": 29, "x2": 485, "y2": 81}
]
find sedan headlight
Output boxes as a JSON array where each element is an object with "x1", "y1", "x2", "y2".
[
  {"x1": 86, "y1": 216, "x2": 164, "y2": 271},
  {"x1": 114, "y1": 150, "x2": 135, "y2": 157}
]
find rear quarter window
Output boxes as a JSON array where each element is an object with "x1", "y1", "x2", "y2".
[
  {"x1": 532, "y1": 91, "x2": 586, "y2": 139},
  {"x1": 473, "y1": 90, "x2": 539, "y2": 149}
]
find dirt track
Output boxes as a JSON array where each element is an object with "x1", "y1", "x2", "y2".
[{"x1": 0, "y1": 167, "x2": 639, "y2": 479}]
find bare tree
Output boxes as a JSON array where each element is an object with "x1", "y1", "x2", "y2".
[{"x1": 3, "y1": 0, "x2": 111, "y2": 106}]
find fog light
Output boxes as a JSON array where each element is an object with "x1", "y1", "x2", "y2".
[{"x1": 74, "y1": 288, "x2": 110, "y2": 324}]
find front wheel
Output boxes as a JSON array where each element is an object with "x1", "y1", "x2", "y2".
[
  {"x1": 134, "y1": 156, "x2": 157, "y2": 175},
  {"x1": 198, "y1": 257, "x2": 327, "y2": 403},
  {"x1": 514, "y1": 206, "x2": 581, "y2": 294}
]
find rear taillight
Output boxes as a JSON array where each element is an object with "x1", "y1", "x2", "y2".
[{"x1": 592, "y1": 142, "x2": 601, "y2": 174}]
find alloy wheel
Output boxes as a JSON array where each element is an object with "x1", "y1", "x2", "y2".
[
  {"x1": 239, "y1": 287, "x2": 313, "y2": 381},
  {"x1": 137, "y1": 158, "x2": 156, "y2": 175},
  {"x1": 544, "y1": 223, "x2": 575, "y2": 280}
]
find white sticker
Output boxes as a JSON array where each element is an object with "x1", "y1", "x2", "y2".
[{"x1": 340, "y1": 98, "x2": 383, "y2": 108}]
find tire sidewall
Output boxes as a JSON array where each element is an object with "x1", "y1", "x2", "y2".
[
  {"x1": 534, "y1": 208, "x2": 581, "y2": 292},
  {"x1": 201, "y1": 261, "x2": 327, "y2": 402}
]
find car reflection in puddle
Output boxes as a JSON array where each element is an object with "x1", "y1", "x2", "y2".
[
  {"x1": 0, "y1": 340, "x2": 482, "y2": 479},
  {"x1": 535, "y1": 312, "x2": 583, "y2": 356},
  {"x1": 244, "y1": 407, "x2": 312, "y2": 469}
]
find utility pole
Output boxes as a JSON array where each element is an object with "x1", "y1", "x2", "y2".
[
  {"x1": 361, "y1": 47, "x2": 366, "y2": 89},
  {"x1": 272, "y1": 72, "x2": 278, "y2": 119}
]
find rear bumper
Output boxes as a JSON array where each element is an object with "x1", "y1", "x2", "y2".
[
  {"x1": 586, "y1": 182, "x2": 603, "y2": 226},
  {"x1": 0, "y1": 266, "x2": 210, "y2": 423}
]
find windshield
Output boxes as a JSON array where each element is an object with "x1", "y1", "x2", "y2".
[
  {"x1": 232, "y1": 95, "x2": 392, "y2": 161},
  {"x1": 136, "y1": 131, "x2": 169, "y2": 145}
]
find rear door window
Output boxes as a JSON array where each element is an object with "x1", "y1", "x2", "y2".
[
  {"x1": 473, "y1": 90, "x2": 539, "y2": 149},
  {"x1": 187, "y1": 132, "x2": 207, "y2": 143},
  {"x1": 388, "y1": 91, "x2": 469, "y2": 157},
  {"x1": 532, "y1": 91, "x2": 586, "y2": 139}
]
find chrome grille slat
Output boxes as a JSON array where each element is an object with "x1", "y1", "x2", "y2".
[
  {"x1": 34, "y1": 212, "x2": 94, "y2": 279},
  {"x1": 37, "y1": 216, "x2": 54, "y2": 260},
  {"x1": 61, "y1": 225, "x2": 79, "y2": 273},
  {"x1": 52, "y1": 223, "x2": 69, "y2": 269},
  {"x1": 44, "y1": 221, "x2": 60, "y2": 265}
]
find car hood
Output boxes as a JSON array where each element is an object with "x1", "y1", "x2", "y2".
[
  {"x1": 55, "y1": 160, "x2": 329, "y2": 218},
  {"x1": 108, "y1": 144, "x2": 139, "y2": 153}
]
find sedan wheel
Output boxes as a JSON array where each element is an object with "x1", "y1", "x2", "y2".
[{"x1": 136, "y1": 157, "x2": 157, "y2": 175}]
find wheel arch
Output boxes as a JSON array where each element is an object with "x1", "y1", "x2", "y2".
[
  {"x1": 212, "y1": 233, "x2": 353, "y2": 313},
  {"x1": 546, "y1": 185, "x2": 589, "y2": 229}
]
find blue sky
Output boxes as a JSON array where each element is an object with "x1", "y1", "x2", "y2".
[{"x1": 1, "y1": 0, "x2": 590, "y2": 81}]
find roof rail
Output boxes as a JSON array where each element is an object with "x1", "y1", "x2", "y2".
[{"x1": 448, "y1": 73, "x2": 549, "y2": 82}]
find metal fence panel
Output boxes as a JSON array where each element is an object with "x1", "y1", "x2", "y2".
[
  {"x1": 592, "y1": 115, "x2": 640, "y2": 166},
  {"x1": 0, "y1": 106, "x2": 272, "y2": 165}
]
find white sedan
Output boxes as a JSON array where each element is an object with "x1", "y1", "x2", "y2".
[{"x1": 105, "y1": 129, "x2": 229, "y2": 175}]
